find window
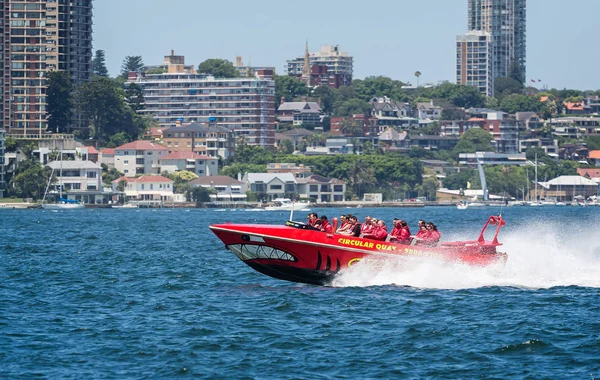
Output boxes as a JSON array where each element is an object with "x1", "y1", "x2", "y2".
[
  {"x1": 309, "y1": 185, "x2": 318, "y2": 192},
  {"x1": 334, "y1": 185, "x2": 343, "y2": 192},
  {"x1": 87, "y1": 172, "x2": 97, "y2": 179},
  {"x1": 150, "y1": 184, "x2": 153, "y2": 190},
  {"x1": 124, "y1": 160, "x2": 129, "y2": 164},
  {"x1": 141, "y1": 184, "x2": 145, "y2": 190},
  {"x1": 270, "y1": 184, "x2": 282, "y2": 190}
]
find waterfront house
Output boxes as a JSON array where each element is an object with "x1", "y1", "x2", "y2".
[
  {"x1": 159, "y1": 151, "x2": 218, "y2": 177},
  {"x1": 190, "y1": 175, "x2": 247, "y2": 202},
  {"x1": 114, "y1": 140, "x2": 169, "y2": 177},
  {"x1": 296, "y1": 174, "x2": 346, "y2": 203},
  {"x1": 277, "y1": 100, "x2": 323, "y2": 126},
  {"x1": 242, "y1": 172, "x2": 297, "y2": 201},
  {"x1": 112, "y1": 175, "x2": 175, "y2": 202},
  {"x1": 45, "y1": 160, "x2": 119, "y2": 204},
  {"x1": 535, "y1": 176, "x2": 598, "y2": 202}
]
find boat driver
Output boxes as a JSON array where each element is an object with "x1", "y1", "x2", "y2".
[{"x1": 307, "y1": 213, "x2": 319, "y2": 227}]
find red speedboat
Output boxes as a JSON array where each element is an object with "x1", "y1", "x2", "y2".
[{"x1": 209, "y1": 215, "x2": 507, "y2": 286}]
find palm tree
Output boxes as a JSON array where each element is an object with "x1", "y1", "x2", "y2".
[
  {"x1": 414, "y1": 71, "x2": 421, "y2": 87},
  {"x1": 350, "y1": 159, "x2": 376, "y2": 198},
  {"x1": 340, "y1": 118, "x2": 363, "y2": 137}
]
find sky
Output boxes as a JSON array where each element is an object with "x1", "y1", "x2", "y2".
[{"x1": 93, "y1": 0, "x2": 600, "y2": 91}]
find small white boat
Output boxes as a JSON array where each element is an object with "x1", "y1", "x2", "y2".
[
  {"x1": 42, "y1": 200, "x2": 85, "y2": 210},
  {"x1": 456, "y1": 201, "x2": 468, "y2": 210},
  {"x1": 264, "y1": 198, "x2": 311, "y2": 211},
  {"x1": 112, "y1": 203, "x2": 138, "y2": 209}
]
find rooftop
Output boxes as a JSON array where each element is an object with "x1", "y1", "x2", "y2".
[{"x1": 115, "y1": 140, "x2": 169, "y2": 151}]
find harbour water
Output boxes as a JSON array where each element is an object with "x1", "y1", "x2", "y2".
[{"x1": 1, "y1": 206, "x2": 600, "y2": 378}]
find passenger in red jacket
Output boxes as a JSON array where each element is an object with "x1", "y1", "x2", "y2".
[
  {"x1": 363, "y1": 220, "x2": 388, "y2": 241},
  {"x1": 423, "y1": 223, "x2": 441, "y2": 247},
  {"x1": 397, "y1": 220, "x2": 412, "y2": 244},
  {"x1": 388, "y1": 218, "x2": 402, "y2": 241},
  {"x1": 307, "y1": 213, "x2": 319, "y2": 227},
  {"x1": 412, "y1": 221, "x2": 428, "y2": 245},
  {"x1": 360, "y1": 216, "x2": 374, "y2": 235},
  {"x1": 319, "y1": 215, "x2": 333, "y2": 234}
]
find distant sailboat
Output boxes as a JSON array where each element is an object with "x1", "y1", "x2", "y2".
[{"x1": 457, "y1": 152, "x2": 488, "y2": 209}]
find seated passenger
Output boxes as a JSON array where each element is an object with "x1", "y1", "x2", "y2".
[
  {"x1": 397, "y1": 220, "x2": 411, "y2": 244},
  {"x1": 307, "y1": 213, "x2": 319, "y2": 227},
  {"x1": 349, "y1": 215, "x2": 362, "y2": 237},
  {"x1": 360, "y1": 216, "x2": 373, "y2": 235},
  {"x1": 388, "y1": 218, "x2": 402, "y2": 241},
  {"x1": 336, "y1": 215, "x2": 352, "y2": 234},
  {"x1": 411, "y1": 222, "x2": 429, "y2": 245},
  {"x1": 423, "y1": 222, "x2": 441, "y2": 247},
  {"x1": 363, "y1": 220, "x2": 388, "y2": 241},
  {"x1": 319, "y1": 215, "x2": 333, "y2": 234}
]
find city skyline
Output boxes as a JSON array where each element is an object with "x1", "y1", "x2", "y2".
[{"x1": 93, "y1": 0, "x2": 600, "y2": 90}]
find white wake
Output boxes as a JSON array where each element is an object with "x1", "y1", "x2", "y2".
[{"x1": 332, "y1": 219, "x2": 600, "y2": 289}]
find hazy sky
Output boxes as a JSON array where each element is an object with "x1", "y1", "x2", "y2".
[{"x1": 93, "y1": 0, "x2": 600, "y2": 91}]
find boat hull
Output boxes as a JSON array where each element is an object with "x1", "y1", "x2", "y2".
[
  {"x1": 42, "y1": 203, "x2": 85, "y2": 210},
  {"x1": 210, "y1": 220, "x2": 506, "y2": 286}
]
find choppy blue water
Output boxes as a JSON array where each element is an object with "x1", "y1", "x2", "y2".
[{"x1": 2, "y1": 206, "x2": 600, "y2": 378}]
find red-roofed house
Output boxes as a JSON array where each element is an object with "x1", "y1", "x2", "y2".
[
  {"x1": 101, "y1": 148, "x2": 115, "y2": 168},
  {"x1": 588, "y1": 150, "x2": 600, "y2": 166},
  {"x1": 144, "y1": 127, "x2": 164, "y2": 142},
  {"x1": 77, "y1": 146, "x2": 100, "y2": 163},
  {"x1": 564, "y1": 102, "x2": 585, "y2": 115},
  {"x1": 577, "y1": 168, "x2": 600, "y2": 181},
  {"x1": 111, "y1": 175, "x2": 175, "y2": 202},
  {"x1": 159, "y1": 151, "x2": 218, "y2": 176},
  {"x1": 114, "y1": 140, "x2": 169, "y2": 177}
]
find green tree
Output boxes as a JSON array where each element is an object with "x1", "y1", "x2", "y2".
[
  {"x1": 340, "y1": 118, "x2": 363, "y2": 136},
  {"x1": 145, "y1": 67, "x2": 167, "y2": 75},
  {"x1": 352, "y1": 76, "x2": 407, "y2": 102},
  {"x1": 10, "y1": 158, "x2": 53, "y2": 200},
  {"x1": 442, "y1": 168, "x2": 477, "y2": 190},
  {"x1": 173, "y1": 170, "x2": 199, "y2": 182},
  {"x1": 76, "y1": 77, "x2": 146, "y2": 141},
  {"x1": 448, "y1": 85, "x2": 486, "y2": 108},
  {"x1": 120, "y1": 56, "x2": 144, "y2": 77},
  {"x1": 197, "y1": 58, "x2": 238, "y2": 78},
  {"x1": 46, "y1": 71, "x2": 73, "y2": 133},
  {"x1": 494, "y1": 77, "x2": 523, "y2": 99},
  {"x1": 312, "y1": 85, "x2": 335, "y2": 114},
  {"x1": 274, "y1": 74, "x2": 308, "y2": 105},
  {"x1": 334, "y1": 99, "x2": 371, "y2": 117},
  {"x1": 117, "y1": 179, "x2": 127, "y2": 192},
  {"x1": 190, "y1": 186, "x2": 215, "y2": 203},
  {"x1": 102, "y1": 166, "x2": 123, "y2": 185},
  {"x1": 508, "y1": 60, "x2": 525, "y2": 84},
  {"x1": 221, "y1": 163, "x2": 266, "y2": 178},
  {"x1": 92, "y1": 49, "x2": 109, "y2": 77},
  {"x1": 4, "y1": 136, "x2": 17, "y2": 152},
  {"x1": 124, "y1": 82, "x2": 145, "y2": 111},
  {"x1": 349, "y1": 159, "x2": 376, "y2": 197},
  {"x1": 499, "y1": 94, "x2": 542, "y2": 113},
  {"x1": 277, "y1": 139, "x2": 295, "y2": 154},
  {"x1": 453, "y1": 128, "x2": 494, "y2": 155}
]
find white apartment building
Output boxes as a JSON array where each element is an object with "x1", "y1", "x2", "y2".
[
  {"x1": 456, "y1": 30, "x2": 494, "y2": 96},
  {"x1": 114, "y1": 140, "x2": 169, "y2": 177},
  {"x1": 46, "y1": 160, "x2": 102, "y2": 192},
  {"x1": 127, "y1": 54, "x2": 275, "y2": 148},
  {"x1": 159, "y1": 151, "x2": 219, "y2": 177},
  {"x1": 112, "y1": 175, "x2": 175, "y2": 202}
]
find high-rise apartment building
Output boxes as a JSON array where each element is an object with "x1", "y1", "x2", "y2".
[
  {"x1": 467, "y1": 0, "x2": 526, "y2": 81},
  {"x1": 128, "y1": 53, "x2": 276, "y2": 148},
  {"x1": 3, "y1": 0, "x2": 93, "y2": 136},
  {"x1": 287, "y1": 45, "x2": 353, "y2": 88},
  {"x1": 1, "y1": 2, "x2": 10, "y2": 131},
  {"x1": 456, "y1": 31, "x2": 494, "y2": 96}
]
